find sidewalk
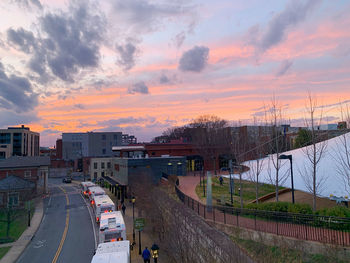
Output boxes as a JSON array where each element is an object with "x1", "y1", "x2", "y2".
[
  {"x1": 178, "y1": 174, "x2": 203, "y2": 203},
  {"x1": 0, "y1": 198, "x2": 44, "y2": 263},
  {"x1": 105, "y1": 188, "x2": 171, "y2": 263}
]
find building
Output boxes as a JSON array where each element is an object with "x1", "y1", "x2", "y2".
[
  {"x1": 0, "y1": 175, "x2": 36, "y2": 208},
  {"x1": 62, "y1": 132, "x2": 126, "y2": 160},
  {"x1": 0, "y1": 125, "x2": 40, "y2": 159},
  {"x1": 122, "y1": 134, "x2": 137, "y2": 145},
  {"x1": 90, "y1": 154, "x2": 187, "y2": 202},
  {"x1": 0, "y1": 156, "x2": 50, "y2": 194}
]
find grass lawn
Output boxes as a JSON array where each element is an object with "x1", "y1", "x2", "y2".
[
  {"x1": 231, "y1": 236, "x2": 346, "y2": 263},
  {"x1": 0, "y1": 201, "x2": 35, "y2": 243},
  {"x1": 0, "y1": 246, "x2": 11, "y2": 260},
  {"x1": 195, "y1": 176, "x2": 283, "y2": 206}
]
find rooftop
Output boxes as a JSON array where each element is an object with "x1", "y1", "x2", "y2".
[
  {"x1": 0, "y1": 156, "x2": 50, "y2": 169},
  {"x1": 0, "y1": 175, "x2": 35, "y2": 190}
]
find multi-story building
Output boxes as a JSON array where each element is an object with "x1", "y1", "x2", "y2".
[
  {"x1": 122, "y1": 134, "x2": 137, "y2": 145},
  {"x1": 62, "y1": 132, "x2": 125, "y2": 160},
  {"x1": 0, "y1": 125, "x2": 40, "y2": 159}
]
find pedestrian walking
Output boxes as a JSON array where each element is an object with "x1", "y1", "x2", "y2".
[
  {"x1": 122, "y1": 203, "x2": 126, "y2": 215},
  {"x1": 142, "y1": 247, "x2": 151, "y2": 263},
  {"x1": 219, "y1": 176, "x2": 223, "y2": 185}
]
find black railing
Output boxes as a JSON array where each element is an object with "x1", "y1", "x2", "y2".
[{"x1": 175, "y1": 186, "x2": 350, "y2": 247}]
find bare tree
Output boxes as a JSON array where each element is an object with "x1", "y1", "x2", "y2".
[
  {"x1": 301, "y1": 93, "x2": 328, "y2": 211},
  {"x1": 230, "y1": 122, "x2": 248, "y2": 208},
  {"x1": 266, "y1": 96, "x2": 287, "y2": 202},
  {"x1": 189, "y1": 115, "x2": 231, "y2": 175},
  {"x1": 333, "y1": 102, "x2": 350, "y2": 196}
]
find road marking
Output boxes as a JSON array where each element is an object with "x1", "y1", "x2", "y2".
[
  {"x1": 80, "y1": 193, "x2": 98, "y2": 249},
  {"x1": 51, "y1": 186, "x2": 70, "y2": 263}
]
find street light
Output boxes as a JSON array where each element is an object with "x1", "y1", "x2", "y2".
[
  {"x1": 151, "y1": 243, "x2": 159, "y2": 263},
  {"x1": 229, "y1": 160, "x2": 234, "y2": 206},
  {"x1": 278, "y1": 154, "x2": 295, "y2": 204},
  {"x1": 132, "y1": 197, "x2": 136, "y2": 245}
]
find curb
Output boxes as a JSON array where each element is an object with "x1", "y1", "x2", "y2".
[{"x1": 0, "y1": 197, "x2": 44, "y2": 263}]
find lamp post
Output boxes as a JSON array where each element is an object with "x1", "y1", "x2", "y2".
[
  {"x1": 151, "y1": 243, "x2": 159, "y2": 263},
  {"x1": 229, "y1": 160, "x2": 234, "y2": 206},
  {"x1": 278, "y1": 154, "x2": 295, "y2": 204},
  {"x1": 132, "y1": 197, "x2": 136, "y2": 245}
]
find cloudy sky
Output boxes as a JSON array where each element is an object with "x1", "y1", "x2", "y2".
[{"x1": 1, "y1": 0, "x2": 350, "y2": 146}]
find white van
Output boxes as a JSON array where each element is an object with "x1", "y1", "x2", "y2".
[
  {"x1": 88, "y1": 186, "x2": 106, "y2": 204},
  {"x1": 93, "y1": 195, "x2": 115, "y2": 223},
  {"x1": 91, "y1": 240, "x2": 130, "y2": 263},
  {"x1": 99, "y1": 211, "x2": 126, "y2": 243},
  {"x1": 80, "y1": 182, "x2": 95, "y2": 198}
]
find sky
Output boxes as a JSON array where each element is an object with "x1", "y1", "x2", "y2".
[{"x1": 0, "y1": 0, "x2": 350, "y2": 146}]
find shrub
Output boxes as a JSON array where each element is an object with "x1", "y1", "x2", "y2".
[
  {"x1": 245, "y1": 202, "x2": 313, "y2": 214},
  {"x1": 316, "y1": 206, "x2": 350, "y2": 218},
  {"x1": 287, "y1": 203, "x2": 313, "y2": 214}
]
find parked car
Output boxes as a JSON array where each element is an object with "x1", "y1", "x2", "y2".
[{"x1": 62, "y1": 177, "x2": 72, "y2": 183}]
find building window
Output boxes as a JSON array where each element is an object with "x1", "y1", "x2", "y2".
[
  {"x1": 24, "y1": 171, "x2": 31, "y2": 178},
  {"x1": 94, "y1": 162, "x2": 98, "y2": 169},
  {"x1": 107, "y1": 162, "x2": 111, "y2": 169},
  {"x1": 0, "y1": 193, "x2": 4, "y2": 206},
  {"x1": 101, "y1": 171, "x2": 104, "y2": 177},
  {"x1": 8, "y1": 193, "x2": 19, "y2": 207},
  {"x1": 102, "y1": 134, "x2": 106, "y2": 140},
  {"x1": 94, "y1": 172, "x2": 97, "y2": 179},
  {"x1": 102, "y1": 149, "x2": 106, "y2": 155},
  {"x1": 101, "y1": 162, "x2": 105, "y2": 169}
]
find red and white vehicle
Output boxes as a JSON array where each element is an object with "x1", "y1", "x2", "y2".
[
  {"x1": 80, "y1": 182, "x2": 96, "y2": 198},
  {"x1": 88, "y1": 186, "x2": 106, "y2": 205},
  {"x1": 99, "y1": 211, "x2": 126, "y2": 243},
  {"x1": 93, "y1": 195, "x2": 115, "y2": 223}
]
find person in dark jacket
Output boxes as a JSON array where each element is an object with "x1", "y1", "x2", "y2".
[
  {"x1": 122, "y1": 203, "x2": 126, "y2": 215},
  {"x1": 219, "y1": 176, "x2": 223, "y2": 185},
  {"x1": 142, "y1": 247, "x2": 151, "y2": 263}
]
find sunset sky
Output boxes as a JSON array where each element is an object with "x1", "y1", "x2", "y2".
[{"x1": 1, "y1": 0, "x2": 350, "y2": 146}]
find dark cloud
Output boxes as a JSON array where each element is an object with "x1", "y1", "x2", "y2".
[
  {"x1": 178, "y1": 46, "x2": 209, "y2": 72},
  {"x1": 13, "y1": 0, "x2": 42, "y2": 10},
  {"x1": 174, "y1": 31, "x2": 186, "y2": 48},
  {"x1": 112, "y1": 0, "x2": 192, "y2": 33},
  {"x1": 255, "y1": 0, "x2": 319, "y2": 53},
  {"x1": 7, "y1": 1, "x2": 106, "y2": 83},
  {"x1": 116, "y1": 42, "x2": 137, "y2": 71},
  {"x1": 159, "y1": 72, "x2": 177, "y2": 84},
  {"x1": 0, "y1": 61, "x2": 38, "y2": 112},
  {"x1": 97, "y1": 116, "x2": 155, "y2": 127},
  {"x1": 276, "y1": 59, "x2": 293, "y2": 76},
  {"x1": 7, "y1": 28, "x2": 37, "y2": 53},
  {"x1": 159, "y1": 74, "x2": 170, "y2": 84},
  {"x1": 0, "y1": 109, "x2": 39, "y2": 127},
  {"x1": 74, "y1": 104, "x2": 85, "y2": 109},
  {"x1": 128, "y1": 81, "x2": 149, "y2": 94},
  {"x1": 40, "y1": 129, "x2": 61, "y2": 135},
  {"x1": 40, "y1": 2, "x2": 106, "y2": 81}
]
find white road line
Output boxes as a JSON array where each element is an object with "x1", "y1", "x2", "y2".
[{"x1": 79, "y1": 193, "x2": 98, "y2": 249}]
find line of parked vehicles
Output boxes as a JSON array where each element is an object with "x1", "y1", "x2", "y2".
[{"x1": 80, "y1": 181, "x2": 130, "y2": 263}]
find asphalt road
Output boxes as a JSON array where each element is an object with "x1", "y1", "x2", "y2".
[{"x1": 17, "y1": 178, "x2": 96, "y2": 263}]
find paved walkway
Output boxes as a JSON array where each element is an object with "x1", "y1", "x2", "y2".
[
  {"x1": 178, "y1": 174, "x2": 202, "y2": 203},
  {"x1": 0, "y1": 198, "x2": 44, "y2": 263},
  {"x1": 104, "y1": 188, "x2": 171, "y2": 263}
]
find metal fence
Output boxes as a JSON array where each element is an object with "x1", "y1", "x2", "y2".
[{"x1": 175, "y1": 186, "x2": 350, "y2": 247}]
